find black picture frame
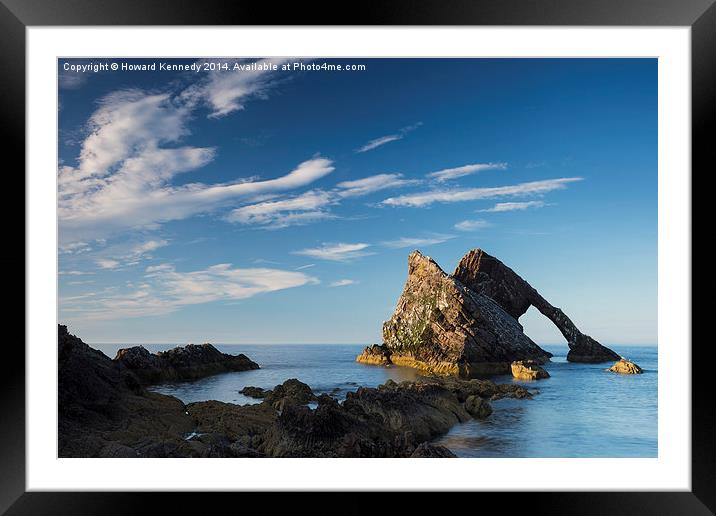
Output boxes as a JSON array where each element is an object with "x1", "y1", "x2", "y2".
[{"x1": 4, "y1": 0, "x2": 712, "y2": 513}]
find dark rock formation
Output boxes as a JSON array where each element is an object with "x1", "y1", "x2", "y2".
[
  {"x1": 454, "y1": 249, "x2": 619, "y2": 363},
  {"x1": 60, "y1": 326, "x2": 534, "y2": 458},
  {"x1": 114, "y1": 343, "x2": 259, "y2": 384},
  {"x1": 59, "y1": 325, "x2": 195, "y2": 458},
  {"x1": 608, "y1": 358, "x2": 643, "y2": 374},
  {"x1": 263, "y1": 378, "x2": 317, "y2": 408},
  {"x1": 511, "y1": 360, "x2": 550, "y2": 380}
]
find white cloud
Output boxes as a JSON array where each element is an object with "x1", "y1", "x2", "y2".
[
  {"x1": 227, "y1": 172, "x2": 419, "y2": 230},
  {"x1": 96, "y1": 259, "x2": 121, "y2": 270},
  {"x1": 58, "y1": 79, "x2": 336, "y2": 243},
  {"x1": 355, "y1": 122, "x2": 422, "y2": 153},
  {"x1": 478, "y1": 200, "x2": 547, "y2": 212},
  {"x1": 381, "y1": 178, "x2": 582, "y2": 208},
  {"x1": 295, "y1": 264, "x2": 316, "y2": 270},
  {"x1": 330, "y1": 279, "x2": 357, "y2": 287},
  {"x1": 59, "y1": 241, "x2": 92, "y2": 255},
  {"x1": 381, "y1": 234, "x2": 455, "y2": 249},
  {"x1": 130, "y1": 239, "x2": 168, "y2": 256},
  {"x1": 356, "y1": 135, "x2": 402, "y2": 153},
  {"x1": 226, "y1": 190, "x2": 335, "y2": 228},
  {"x1": 189, "y1": 58, "x2": 293, "y2": 118},
  {"x1": 336, "y1": 173, "x2": 421, "y2": 197},
  {"x1": 61, "y1": 263, "x2": 318, "y2": 320},
  {"x1": 454, "y1": 219, "x2": 492, "y2": 232},
  {"x1": 59, "y1": 270, "x2": 94, "y2": 276},
  {"x1": 293, "y1": 242, "x2": 373, "y2": 262},
  {"x1": 427, "y1": 162, "x2": 507, "y2": 182}
]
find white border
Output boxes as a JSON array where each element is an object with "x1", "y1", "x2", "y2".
[{"x1": 27, "y1": 27, "x2": 690, "y2": 491}]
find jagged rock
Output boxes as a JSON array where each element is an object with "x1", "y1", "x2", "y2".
[
  {"x1": 59, "y1": 326, "x2": 535, "y2": 458},
  {"x1": 511, "y1": 360, "x2": 550, "y2": 380},
  {"x1": 58, "y1": 325, "x2": 195, "y2": 458},
  {"x1": 263, "y1": 378, "x2": 317, "y2": 408},
  {"x1": 410, "y1": 443, "x2": 457, "y2": 458},
  {"x1": 608, "y1": 358, "x2": 644, "y2": 375},
  {"x1": 360, "y1": 250, "x2": 552, "y2": 377},
  {"x1": 464, "y1": 395, "x2": 493, "y2": 419},
  {"x1": 114, "y1": 343, "x2": 259, "y2": 384},
  {"x1": 356, "y1": 344, "x2": 393, "y2": 366},
  {"x1": 259, "y1": 380, "x2": 471, "y2": 457},
  {"x1": 454, "y1": 249, "x2": 619, "y2": 363}
]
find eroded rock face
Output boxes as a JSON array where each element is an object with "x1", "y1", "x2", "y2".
[
  {"x1": 454, "y1": 249, "x2": 619, "y2": 363},
  {"x1": 368, "y1": 251, "x2": 552, "y2": 377},
  {"x1": 511, "y1": 360, "x2": 550, "y2": 380},
  {"x1": 114, "y1": 343, "x2": 259, "y2": 384},
  {"x1": 608, "y1": 358, "x2": 643, "y2": 375}
]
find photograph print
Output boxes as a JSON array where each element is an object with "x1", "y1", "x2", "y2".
[{"x1": 57, "y1": 57, "x2": 657, "y2": 458}]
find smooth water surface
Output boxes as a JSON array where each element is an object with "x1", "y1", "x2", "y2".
[{"x1": 93, "y1": 343, "x2": 657, "y2": 458}]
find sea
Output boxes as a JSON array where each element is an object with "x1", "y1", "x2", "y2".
[{"x1": 92, "y1": 343, "x2": 657, "y2": 458}]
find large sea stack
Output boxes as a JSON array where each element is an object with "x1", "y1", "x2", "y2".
[{"x1": 357, "y1": 249, "x2": 618, "y2": 377}]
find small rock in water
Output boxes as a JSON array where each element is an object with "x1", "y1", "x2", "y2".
[
  {"x1": 511, "y1": 360, "x2": 550, "y2": 380},
  {"x1": 240, "y1": 386, "x2": 269, "y2": 399},
  {"x1": 608, "y1": 358, "x2": 643, "y2": 374}
]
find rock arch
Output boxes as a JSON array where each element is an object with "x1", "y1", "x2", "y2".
[{"x1": 453, "y1": 249, "x2": 619, "y2": 363}]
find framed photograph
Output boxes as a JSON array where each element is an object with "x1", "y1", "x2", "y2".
[{"x1": 6, "y1": 0, "x2": 712, "y2": 512}]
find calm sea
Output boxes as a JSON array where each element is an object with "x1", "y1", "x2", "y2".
[{"x1": 92, "y1": 343, "x2": 657, "y2": 458}]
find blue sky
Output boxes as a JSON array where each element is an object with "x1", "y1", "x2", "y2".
[{"x1": 58, "y1": 58, "x2": 657, "y2": 345}]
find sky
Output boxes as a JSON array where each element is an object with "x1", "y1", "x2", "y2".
[{"x1": 58, "y1": 58, "x2": 657, "y2": 345}]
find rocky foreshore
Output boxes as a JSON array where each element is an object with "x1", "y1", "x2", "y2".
[
  {"x1": 58, "y1": 325, "x2": 532, "y2": 458},
  {"x1": 114, "y1": 343, "x2": 259, "y2": 384},
  {"x1": 357, "y1": 248, "x2": 619, "y2": 377}
]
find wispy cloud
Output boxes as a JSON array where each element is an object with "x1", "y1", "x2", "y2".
[
  {"x1": 381, "y1": 234, "x2": 455, "y2": 249},
  {"x1": 293, "y1": 242, "x2": 373, "y2": 262},
  {"x1": 454, "y1": 219, "x2": 492, "y2": 232},
  {"x1": 330, "y1": 279, "x2": 357, "y2": 287},
  {"x1": 381, "y1": 178, "x2": 582, "y2": 208},
  {"x1": 58, "y1": 68, "x2": 335, "y2": 243},
  {"x1": 61, "y1": 263, "x2": 318, "y2": 320},
  {"x1": 226, "y1": 190, "x2": 335, "y2": 229},
  {"x1": 355, "y1": 122, "x2": 422, "y2": 153},
  {"x1": 295, "y1": 264, "x2": 316, "y2": 270},
  {"x1": 228, "y1": 173, "x2": 419, "y2": 230},
  {"x1": 188, "y1": 58, "x2": 293, "y2": 118},
  {"x1": 478, "y1": 200, "x2": 547, "y2": 212},
  {"x1": 59, "y1": 91, "x2": 334, "y2": 240},
  {"x1": 59, "y1": 241, "x2": 92, "y2": 255},
  {"x1": 427, "y1": 162, "x2": 507, "y2": 182},
  {"x1": 96, "y1": 258, "x2": 121, "y2": 270},
  {"x1": 335, "y1": 173, "x2": 421, "y2": 198}
]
